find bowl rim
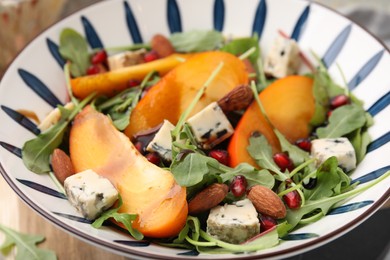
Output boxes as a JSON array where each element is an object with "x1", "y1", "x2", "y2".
[{"x1": 0, "y1": 0, "x2": 389, "y2": 259}]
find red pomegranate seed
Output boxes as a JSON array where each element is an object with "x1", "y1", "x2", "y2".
[
  {"x1": 209, "y1": 149, "x2": 229, "y2": 166},
  {"x1": 327, "y1": 110, "x2": 333, "y2": 118},
  {"x1": 230, "y1": 175, "x2": 248, "y2": 197},
  {"x1": 86, "y1": 64, "x2": 101, "y2": 75},
  {"x1": 295, "y1": 138, "x2": 312, "y2": 152},
  {"x1": 283, "y1": 190, "x2": 301, "y2": 209},
  {"x1": 134, "y1": 141, "x2": 144, "y2": 154},
  {"x1": 128, "y1": 79, "x2": 141, "y2": 88},
  {"x1": 144, "y1": 51, "x2": 159, "y2": 62},
  {"x1": 330, "y1": 94, "x2": 349, "y2": 109},
  {"x1": 91, "y1": 50, "x2": 107, "y2": 65},
  {"x1": 259, "y1": 215, "x2": 277, "y2": 232},
  {"x1": 273, "y1": 152, "x2": 294, "y2": 172},
  {"x1": 145, "y1": 152, "x2": 161, "y2": 165}
]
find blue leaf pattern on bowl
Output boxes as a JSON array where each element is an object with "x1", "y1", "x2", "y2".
[
  {"x1": 367, "y1": 131, "x2": 390, "y2": 153},
  {"x1": 321, "y1": 24, "x2": 352, "y2": 68},
  {"x1": 18, "y1": 69, "x2": 62, "y2": 108},
  {"x1": 367, "y1": 90, "x2": 390, "y2": 116},
  {"x1": 124, "y1": 1, "x2": 143, "y2": 43},
  {"x1": 282, "y1": 233, "x2": 319, "y2": 240},
  {"x1": 1, "y1": 105, "x2": 40, "y2": 135},
  {"x1": 348, "y1": 50, "x2": 384, "y2": 91},
  {"x1": 17, "y1": 178, "x2": 67, "y2": 199},
  {"x1": 114, "y1": 240, "x2": 150, "y2": 247},
  {"x1": 46, "y1": 38, "x2": 66, "y2": 69},
  {"x1": 53, "y1": 212, "x2": 93, "y2": 224},
  {"x1": 351, "y1": 165, "x2": 390, "y2": 185},
  {"x1": 328, "y1": 200, "x2": 373, "y2": 215},
  {"x1": 81, "y1": 16, "x2": 104, "y2": 49},
  {"x1": 0, "y1": 142, "x2": 22, "y2": 158},
  {"x1": 167, "y1": 0, "x2": 182, "y2": 33},
  {"x1": 252, "y1": 0, "x2": 266, "y2": 37},
  {"x1": 213, "y1": 0, "x2": 224, "y2": 32},
  {"x1": 177, "y1": 249, "x2": 199, "y2": 256},
  {"x1": 290, "y1": 5, "x2": 310, "y2": 41}
]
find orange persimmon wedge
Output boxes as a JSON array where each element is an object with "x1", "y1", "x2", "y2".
[
  {"x1": 70, "y1": 106, "x2": 188, "y2": 238},
  {"x1": 228, "y1": 75, "x2": 315, "y2": 167},
  {"x1": 125, "y1": 51, "x2": 249, "y2": 138},
  {"x1": 70, "y1": 53, "x2": 190, "y2": 99}
]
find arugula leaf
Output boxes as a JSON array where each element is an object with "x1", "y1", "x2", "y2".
[
  {"x1": 220, "y1": 35, "x2": 260, "y2": 66},
  {"x1": 316, "y1": 103, "x2": 367, "y2": 138},
  {"x1": 309, "y1": 69, "x2": 330, "y2": 126},
  {"x1": 92, "y1": 195, "x2": 143, "y2": 240},
  {"x1": 170, "y1": 30, "x2": 224, "y2": 52},
  {"x1": 274, "y1": 130, "x2": 310, "y2": 165},
  {"x1": 0, "y1": 224, "x2": 56, "y2": 260},
  {"x1": 22, "y1": 95, "x2": 94, "y2": 174},
  {"x1": 59, "y1": 28, "x2": 90, "y2": 77}
]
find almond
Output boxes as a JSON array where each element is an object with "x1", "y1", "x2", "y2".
[
  {"x1": 247, "y1": 185, "x2": 286, "y2": 219},
  {"x1": 151, "y1": 34, "x2": 175, "y2": 58},
  {"x1": 217, "y1": 84, "x2": 253, "y2": 113},
  {"x1": 51, "y1": 148, "x2": 75, "y2": 185},
  {"x1": 188, "y1": 183, "x2": 228, "y2": 214}
]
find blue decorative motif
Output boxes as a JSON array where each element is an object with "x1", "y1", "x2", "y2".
[
  {"x1": 348, "y1": 50, "x2": 384, "y2": 91},
  {"x1": 0, "y1": 142, "x2": 22, "y2": 158},
  {"x1": 53, "y1": 212, "x2": 93, "y2": 224},
  {"x1": 124, "y1": 1, "x2": 143, "y2": 43},
  {"x1": 1, "y1": 105, "x2": 40, "y2": 135},
  {"x1": 367, "y1": 90, "x2": 390, "y2": 117},
  {"x1": 351, "y1": 165, "x2": 390, "y2": 185},
  {"x1": 367, "y1": 131, "x2": 390, "y2": 153},
  {"x1": 321, "y1": 24, "x2": 352, "y2": 68},
  {"x1": 167, "y1": 0, "x2": 182, "y2": 33},
  {"x1": 114, "y1": 240, "x2": 150, "y2": 247},
  {"x1": 328, "y1": 200, "x2": 373, "y2": 215},
  {"x1": 18, "y1": 69, "x2": 62, "y2": 108},
  {"x1": 213, "y1": 0, "x2": 225, "y2": 32},
  {"x1": 177, "y1": 249, "x2": 199, "y2": 256},
  {"x1": 252, "y1": 0, "x2": 267, "y2": 38},
  {"x1": 282, "y1": 233, "x2": 319, "y2": 240},
  {"x1": 17, "y1": 179, "x2": 67, "y2": 199},
  {"x1": 46, "y1": 38, "x2": 66, "y2": 69},
  {"x1": 81, "y1": 16, "x2": 104, "y2": 49},
  {"x1": 291, "y1": 5, "x2": 310, "y2": 41}
]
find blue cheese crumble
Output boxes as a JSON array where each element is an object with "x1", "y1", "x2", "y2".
[
  {"x1": 206, "y1": 199, "x2": 260, "y2": 244},
  {"x1": 64, "y1": 169, "x2": 118, "y2": 220}
]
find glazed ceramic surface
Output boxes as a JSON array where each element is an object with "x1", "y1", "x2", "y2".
[{"x1": 0, "y1": 0, "x2": 389, "y2": 259}]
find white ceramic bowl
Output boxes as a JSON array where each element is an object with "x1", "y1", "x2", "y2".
[{"x1": 0, "y1": 0, "x2": 389, "y2": 259}]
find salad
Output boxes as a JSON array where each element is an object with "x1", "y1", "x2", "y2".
[{"x1": 21, "y1": 28, "x2": 388, "y2": 253}]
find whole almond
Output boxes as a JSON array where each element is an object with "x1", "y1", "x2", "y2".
[
  {"x1": 151, "y1": 34, "x2": 175, "y2": 58},
  {"x1": 247, "y1": 185, "x2": 286, "y2": 219},
  {"x1": 51, "y1": 148, "x2": 75, "y2": 185},
  {"x1": 217, "y1": 84, "x2": 253, "y2": 113},
  {"x1": 188, "y1": 183, "x2": 229, "y2": 214}
]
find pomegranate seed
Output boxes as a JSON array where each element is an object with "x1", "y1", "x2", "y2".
[
  {"x1": 91, "y1": 50, "x2": 107, "y2": 64},
  {"x1": 145, "y1": 152, "x2": 161, "y2": 165},
  {"x1": 144, "y1": 51, "x2": 159, "y2": 62},
  {"x1": 327, "y1": 110, "x2": 333, "y2": 118},
  {"x1": 330, "y1": 94, "x2": 349, "y2": 109},
  {"x1": 128, "y1": 79, "x2": 141, "y2": 88},
  {"x1": 209, "y1": 149, "x2": 229, "y2": 166},
  {"x1": 283, "y1": 190, "x2": 301, "y2": 209},
  {"x1": 134, "y1": 141, "x2": 144, "y2": 154},
  {"x1": 295, "y1": 138, "x2": 312, "y2": 152},
  {"x1": 273, "y1": 152, "x2": 294, "y2": 172},
  {"x1": 86, "y1": 64, "x2": 101, "y2": 75},
  {"x1": 259, "y1": 215, "x2": 277, "y2": 232},
  {"x1": 230, "y1": 175, "x2": 248, "y2": 197}
]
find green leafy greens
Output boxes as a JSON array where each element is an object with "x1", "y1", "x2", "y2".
[
  {"x1": 0, "y1": 224, "x2": 56, "y2": 260},
  {"x1": 170, "y1": 30, "x2": 224, "y2": 52}
]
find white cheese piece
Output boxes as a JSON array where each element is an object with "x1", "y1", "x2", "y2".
[
  {"x1": 187, "y1": 102, "x2": 234, "y2": 149},
  {"x1": 64, "y1": 169, "x2": 118, "y2": 220},
  {"x1": 311, "y1": 137, "x2": 357, "y2": 172},
  {"x1": 263, "y1": 35, "x2": 301, "y2": 78},
  {"x1": 146, "y1": 120, "x2": 175, "y2": 161},
  {"x1": 107, "y1": 49, "x2": 146, "y2": 71},
  {"x1": 207, "y1": 199, "x2": 260, "y2": 244},
  {"x1": 38, "y1": 102, "x2": 74, "y2": 131}
]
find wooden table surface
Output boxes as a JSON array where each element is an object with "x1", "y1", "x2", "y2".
[{"x1": 0, "y1": 1, "x2": 389, "y2": 260}]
